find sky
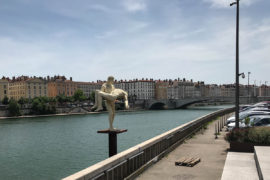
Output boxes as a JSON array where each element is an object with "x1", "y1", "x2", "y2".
[{"x1": 0, "y1": 0, "x2": 269, "y2": 85}]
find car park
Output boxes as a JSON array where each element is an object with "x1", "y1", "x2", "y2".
[
  {"x1": 227, "y1": 115, "x2": 270, "y2": 131},
  {"x1": 226, "y1": 111, "x2": 270, "y2": 125}
]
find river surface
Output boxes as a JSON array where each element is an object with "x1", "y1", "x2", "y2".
[{"x1": 0, "y1": 105, "x2": 231, "y2": 180}]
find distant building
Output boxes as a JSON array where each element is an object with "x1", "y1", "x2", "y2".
[
  {"x1": 204, "y1": 84, "x2": 221, "y2": 97},
  {"x1": 155, "y1": 80, "x2": 168, "y2": 100},
  {"x1": 115, "y1": 79, "x2": 155, "y2": 100},
  {"x1": 48, "y1": 76, "x2": 77, "y2": 97},
  {"x1": 259, "y1": 85, "x2": 270, "y2": 96},
  {"x1": 8, "y1": 76, "x2": 48, "y2": 100},
  {"x1": 220, "y1": 84, "x2": 235, "y2": 97},
  {"x1": 76, "y1": 81, "x2": 102, "y2": 97},
  {"x1": 167, "y1": 80, "x2": 179, "y2": 99},
  {"x1": 0, "y1": 78, "x2": 9, "y2": 101}
]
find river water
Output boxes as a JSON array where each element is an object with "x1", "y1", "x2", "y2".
[{"x1": 0, "y1": 105, "x2": 231, "y2": 180}]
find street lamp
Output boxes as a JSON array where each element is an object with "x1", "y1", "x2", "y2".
[
  {"x1": 230, "y1": 0, "x2": 240, "y2": 128},
  {"x1": 248, "y1": 72, "x2": 251, "y2": 103}
]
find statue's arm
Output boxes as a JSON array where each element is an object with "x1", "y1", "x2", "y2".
[{"x1": 101, "y1": 83, "x2": 106, "y2": 92}]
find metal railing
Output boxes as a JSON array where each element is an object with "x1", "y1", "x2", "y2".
[{"x1": 63, "y1": 107, "x2": 235, "y2": 180}]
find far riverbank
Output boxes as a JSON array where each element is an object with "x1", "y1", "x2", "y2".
[{"x1": 0, "y1": 102, "x2": 231, "y2": 120}]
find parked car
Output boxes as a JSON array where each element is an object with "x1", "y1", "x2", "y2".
[
  {"x1": 247, "y1": 107, "x2": 270, "y2": 112},
  {"x1": 227, "y1": 115, "x2": 270, "y2": 131},
  {"x1": 253, "y1": 101, "x2": 270, "y2": 107},
  {"x1": 251, "y1": 115, "x2": 270, "y2": 127},
  {"x1": 226, "y1": 111, "x2": 270, "y2": 125}
]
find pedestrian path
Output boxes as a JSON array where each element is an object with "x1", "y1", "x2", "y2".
[
  {"x1": 221, "y1": 152, "x2": 259, "y2": 180},
  {"x1": 136, "y1": 118, "x2": 229, "y2": 180}
]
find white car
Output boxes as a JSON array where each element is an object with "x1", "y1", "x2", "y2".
[
  {"x1": 226, "y1": 111, "x2": 270, "y2": 125},
  {"x1": 227, "y1": 115, "x2": 270, "y2": 131}
]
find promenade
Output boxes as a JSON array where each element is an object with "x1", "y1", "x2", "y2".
[{"x1": 136, "y1": 118, "x2": 228, "y2": 180}]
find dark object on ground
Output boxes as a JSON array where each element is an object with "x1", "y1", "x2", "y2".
[{"x1": 175, "y1": 156, "x2": 201, "y2": 167}]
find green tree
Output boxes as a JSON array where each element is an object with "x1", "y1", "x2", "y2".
[
  {"x1": 73, "y1": 89, "x2": 87, "y2": 102},
  {"x1": 2, "y1": 96, "x2": 9, "y2": 105},
  {"x1": 56, "y1": 94, "x2": 66, "y2": 105},
  {"x1": 31, "y1": 98, "x2": 56, "y2": 115},
  {"x1": 18, "y1": 97, "x2": 27, "y2": 105},
  {"x1": 8, "y1": 99, "x2": 21, "y2": 116},
  {"x1": 90, "y1": 91, "x2": 95, "y2": 102}
]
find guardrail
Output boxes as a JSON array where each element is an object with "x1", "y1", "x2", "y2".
[{"x1": 63, "y1": 107, "x2": 235, "y2": 180}]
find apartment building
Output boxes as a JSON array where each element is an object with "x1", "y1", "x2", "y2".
[
  {"x1": 0, "y1": 78, "x2": 9, "y2": 100},
  {"x1": 155, "y1": 80, "x2": 168, "y2": 100},
  {"x1": 48, "y1": 76, "x2": 77, "y2": 97},
  {"x1": 8, "y1": 76, "x2": 48, "y2": 100},
  {"x1": 76, "y1": 81, "x2": 102, "y2": 97},
  {"x1": 115, "y1": 79, "x2": 155, "y2": 100}
]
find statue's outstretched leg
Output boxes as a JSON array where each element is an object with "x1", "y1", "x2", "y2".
[
  {"x1": 105, "y1": 100, "x2": 116, "y2": 130},
  {"x1": 98, "y1": 91, "x2": 117, "y2": 101}
]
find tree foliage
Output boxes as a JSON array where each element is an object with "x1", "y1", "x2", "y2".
[
  {"x1": 7, "y1": 99, "x2": 21, "y2": 116},
  {"x1": 31, "y1": 97, "x2": 56, "y2": 115},
  {"x1": 90, "y1": 91, "x2": 95, "y2": 102},
  {"x1": 73, "y1": 89, "x2": 87, "y2": 102},
  {"x1": 2, "y1": 96, "x2": 9, "y2": 105},
  {"x1": 18, "y1": 97, "x2": 28, "y2": 105}
]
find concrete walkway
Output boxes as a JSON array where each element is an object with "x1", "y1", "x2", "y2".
[
  {"x1": 221, "y1": 152, "x2": 259, "y2": 180},
  {"x1": 136, "y1": 119, "x2": 229, "y2": 180}
]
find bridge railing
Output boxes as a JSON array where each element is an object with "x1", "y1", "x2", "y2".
[{"x1": 63, "y1": 107, "x2": 235, "y2": 180}]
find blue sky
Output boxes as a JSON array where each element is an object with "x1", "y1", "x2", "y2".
[{"x1": 0, "y1": 0, "x2": 269, "y2": 84}]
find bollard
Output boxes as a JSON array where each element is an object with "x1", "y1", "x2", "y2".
[
  {"x1": 221, "y1": 116, "x2": 224, "y2": 128},
  {"x1": 218, "y1": 121, "x2": 220, "y2": 134},
  {"x1": 215, "y1": 124, "x2": 218, "y2": 139}
]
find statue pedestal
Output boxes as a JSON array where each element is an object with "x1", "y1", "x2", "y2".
[{"x1": 97, "y1": 129, "x2": 127, "y2": 157}]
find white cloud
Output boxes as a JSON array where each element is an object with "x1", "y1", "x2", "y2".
[
  {"x1": 1, "y1": 0, "x2": 269, "y2": 84},
  {"x1": 203, "y1": 0, "x2": 261, "y2": 8},
  {"x1": 122, "y1": 0, "x2": 147, "y2": 12}
]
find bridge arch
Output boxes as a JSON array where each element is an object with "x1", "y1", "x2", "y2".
[
  {"x1": 149, "y1": 102, "x2": 166, "y2": 110},
  {"x1": 176, "y1": 99, "x2": 208, "y2": 109}
]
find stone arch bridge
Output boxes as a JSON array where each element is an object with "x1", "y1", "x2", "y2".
[{"x1": 144, "y1": 96, "x2": 270, "y2": 109}]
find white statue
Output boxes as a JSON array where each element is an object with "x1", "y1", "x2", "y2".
[{"x1": 91, "y1": 76, "x2": 129, "y2": 130}]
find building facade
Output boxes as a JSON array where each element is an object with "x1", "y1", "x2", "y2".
[
  {"x1": 48, "y1": 76, "x2": 77, "y2": 97},
  {"x1": 0, "y1": 78, "x2": 9, "y2": 101},
  {"x1": 8, "y1": 76, "x2": 48, "y2": 100},
  {"x1": 155, "y1": 80, "x2": 168, "y2": 100},
  {"x1": 115, "y1": 79, "x2": 155, "y2": 100},
  {"x1": 76, "y1": 82, "x2": 102, "y2": 97}
]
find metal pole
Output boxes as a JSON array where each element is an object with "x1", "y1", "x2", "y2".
[
  {"x1": 235, "y1": 0, "x2": 240, "y2": 129},
  {"x1": 98, "y1": 129, "x2": 127, "y2": 157},
  {"x1": 109, "y1": 133, "x2": 117, "y2": 157},
  {"x1": 248, "y1": 72, "x2": 250, "y2": 103}
]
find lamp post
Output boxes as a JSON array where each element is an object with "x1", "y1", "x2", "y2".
[
  {"x1": 230, "y1": 0, "x2": 240, "y2": 128},
  {"x1": 265, "y1": 81, "x2": 268, "y2": 97},
  {"x1": 248, "y1": 72, "x2": 251, "y2": 103}
]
